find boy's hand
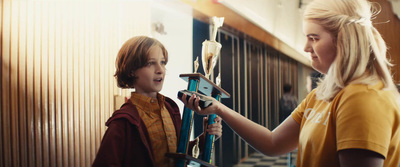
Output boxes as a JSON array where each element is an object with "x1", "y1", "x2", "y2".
[{"x1": 203, "y1": 116, "x2": 223, "y2": 140}]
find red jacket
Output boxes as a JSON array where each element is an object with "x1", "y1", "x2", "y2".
[{"x1": 92, "y1": 97, "x2": 204, "y2": 167}]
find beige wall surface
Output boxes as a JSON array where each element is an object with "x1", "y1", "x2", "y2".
[
  {"x1": 0, "y1": 1, "x2": 151, "y2": 166},
  {"x1": 1, "y1": 0, "x2": 195, "y2": 166}
]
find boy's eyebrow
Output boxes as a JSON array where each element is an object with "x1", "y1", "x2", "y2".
[{"x1": 147, "y1": 57, "x2": 166, "y2": 61}]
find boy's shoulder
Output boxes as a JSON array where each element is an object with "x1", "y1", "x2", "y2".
[
  {"x1": 105, "y1": 97, "x2": 181, "y2": 126},
  {"x1": 106, "y1": 101, "x2": 140, "y2": 126}
]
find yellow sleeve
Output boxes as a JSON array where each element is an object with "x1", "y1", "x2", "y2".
[
  {"x1": 335, "y1": 90, "x2": 395, "y2": 158},
  {"x1": 291, "y1": 90, "x2": 317, "y2": 124}
]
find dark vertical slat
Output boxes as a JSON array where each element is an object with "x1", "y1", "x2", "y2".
[
  {"x1": 234, "y1": 36, "x2": 240, "y2": 163},
  {"x1": 267, "y1": 49, "x2": 272, "y2": 129},
  {"x1": 239, "y1": 38, "x2": 245, "y2": 159},
  {"x1": 244, "y1": 41, "x2": 249, "y2": 157},
  {"x1": 275, "y1": 53, "x2": 279, "y2": 127},
  {"x1": 263, "y1": 48, "x2": 267, "y2": 127},
  {"x1": 259, "y1": 47, "x2": 262, "y2": 124}
]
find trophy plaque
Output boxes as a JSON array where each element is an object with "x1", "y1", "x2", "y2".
[{"x1": 166, "y1": 17, "x2": 229, "y2": 167}]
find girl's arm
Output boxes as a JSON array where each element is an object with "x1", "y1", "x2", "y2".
[{"x1": 182, "y1": 94, "x2": 300, "y2": 156}]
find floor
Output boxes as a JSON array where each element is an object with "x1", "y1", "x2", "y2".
[{"x1": 233, "y1": 151, "x2": 297, "y2": 167}]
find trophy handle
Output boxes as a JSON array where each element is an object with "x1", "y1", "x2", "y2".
[
  {"x1": 176, "y1": 78, "x2": 200, "y2": 167},
  {"x1": 202, "y1": 91, "x2": 221, "y2": 163}
]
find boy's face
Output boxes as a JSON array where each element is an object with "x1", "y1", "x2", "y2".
[{"x1": 133, "y1": 46, "x2": 166, "y2": 98}]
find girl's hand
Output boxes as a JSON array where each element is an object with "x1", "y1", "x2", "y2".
[{"x1": 181, "y1": 93, "x2": 220, "y2": 115}]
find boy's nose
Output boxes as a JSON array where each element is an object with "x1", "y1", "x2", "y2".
[{"x1": 155, "y1": 64, "x2": 164, "y2": 74}]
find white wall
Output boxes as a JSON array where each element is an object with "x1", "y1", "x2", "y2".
[
  {"x1": 220, "y1": 0, "x2": 310, "y2": 58},
  {"x1": 151, "y1": 2, "x2": 193, "y2": 113},
  {"x1": 390, "y1": 0, "x2": 400, "y2": 19}
]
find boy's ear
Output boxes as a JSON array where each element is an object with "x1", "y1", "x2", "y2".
[{"x1": 130, "y1": 71, "x2": 136, "y2": 77}]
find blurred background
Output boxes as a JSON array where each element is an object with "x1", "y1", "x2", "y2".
[{"x1": 1, "y1": 0, "x2": 399, "y2": 166}]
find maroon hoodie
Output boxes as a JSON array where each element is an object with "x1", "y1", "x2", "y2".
[{"x1": 92, "y1": 97, "x2": 204, "y2": 167}]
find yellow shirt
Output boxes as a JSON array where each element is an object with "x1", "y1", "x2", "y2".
[
  {"x1": 131, "y1": 92, "x2": 177, "y2": 167},
  {"x1": 292, "y1": 82, "x2": 400, "y2": 167}
]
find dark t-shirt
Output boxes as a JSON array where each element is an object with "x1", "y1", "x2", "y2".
[{"x1": 279, "y1": 93, "x2": 297, "y2": 123}]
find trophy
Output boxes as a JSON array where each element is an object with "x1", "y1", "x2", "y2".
[
  {"x1": 202, "y1": 39, "x2": 221, "y2": 79},
  {"x1": 166, "y1": 17, "x2": 230, "y2": 167}
]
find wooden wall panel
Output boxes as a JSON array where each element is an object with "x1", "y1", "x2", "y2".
[
  {"x1": 2, "y1": 0, "x2": 11, "y2": 166},
  {"x1": 53, "y1": 3, "x2": 62, "y2": 167},
  {"x1": 26, "y1": 1, "x2": 35, "y2": 166},
  {"x1": 0, "y1": 0, "x2": 3, "y2": 164},
  {"x1": 0, "y1": 1, "x2": 150, "y2": 166},
  {"x1": 10, "y1": 0, "x2": 20, "y2": 166},
  {"x1": 19, "y1": 1, "x2": 28, "y2": 166},
  {"x1": 371, "y1": 0, "x2": 400, "y2": 82}
]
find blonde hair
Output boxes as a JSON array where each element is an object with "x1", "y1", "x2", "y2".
[
  {"x1": 304, "y1": 0, "x2": 396, "y2": 101},
  {"x1": 114, "y1": 36, "x2": 168, "y2": 88}
]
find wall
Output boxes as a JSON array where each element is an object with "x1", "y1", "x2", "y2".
[
  {"x1": 151, "y1": 2, "x2": 193, "y2": 113},
  {"x1": 220, "y1": 0, "x2": 308, "y2": 59},
  {"x1": 371, "y1": 0, "x2": 400, "y2": 82},
  {"x1": 183, "y1": 0, "x2": 312, "y2": 67},
  {"x1": 203, "y1": 0, "x2": 400, "y2": 82},
  {"x1": 0, "y1": 0, "x2": 192, "y2": 166}
]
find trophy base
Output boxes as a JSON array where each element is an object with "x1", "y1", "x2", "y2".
[
  {"x1": 166, "y1": 152, "x2": 216, "y2": 167},
  {"x1": 179, "y1": 73, "x2": 230, "y2": 98}
]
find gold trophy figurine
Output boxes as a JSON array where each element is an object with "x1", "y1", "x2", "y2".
[
  {"x1": 216, "y1": 73, "x2": 221, "y2": 87},
  {"x1": 202, "y1": 17, "x2": 224, "y2": 79},
  {"x1": 194, "y1": 56, "x2": 199, "y2": 73}
]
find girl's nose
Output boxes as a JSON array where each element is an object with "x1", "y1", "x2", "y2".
[{"x1": 304, "y1": 43, "x2": 312, "y2": 53}]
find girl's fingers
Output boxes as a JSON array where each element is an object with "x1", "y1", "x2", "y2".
[{"x1": 181, "y1": 94, "x2": 185, "y2": 104}]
